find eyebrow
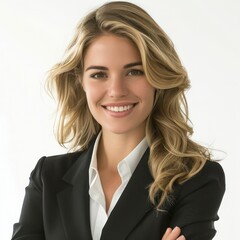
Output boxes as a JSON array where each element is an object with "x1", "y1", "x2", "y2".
[{"x1": 85, "y1": 61, "x2": 142, "y2": 71}]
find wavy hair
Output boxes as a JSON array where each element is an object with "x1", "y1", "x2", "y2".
[{"x1": 47, "y1": 1, "x2": 210, "y2": 209}]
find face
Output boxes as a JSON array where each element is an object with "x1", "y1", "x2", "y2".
[{"x1": 82, "y1": 34, "x2": 155, "y2": 138}]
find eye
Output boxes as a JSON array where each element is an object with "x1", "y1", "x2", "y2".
[
  {"x1": 90, "y1": 71, "x2": 107, "y2": 79},
  {"x1": 127, "y1": 69, "x2": 144, "y2": 76}
]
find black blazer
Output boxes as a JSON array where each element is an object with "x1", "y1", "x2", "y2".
[{"x1": 12, "y1": 141, "x2": 225, "y2": 240}]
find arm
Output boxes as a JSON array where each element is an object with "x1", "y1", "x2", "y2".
[
  {"x1": 169, "y1": 161, "x2": 225, "y2": 240},
  {"x1": 12, "y1": 157, "x2": 46, "y2": 240}
]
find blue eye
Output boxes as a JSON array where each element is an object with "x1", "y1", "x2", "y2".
[
  {"x1": 127, "y1": 69, "x2": 144, "y2": 76},
  {"x1": 90, "y1": 72, "x2": 107, "y2": 79}
]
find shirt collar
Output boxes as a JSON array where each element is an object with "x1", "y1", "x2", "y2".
[
  {"x1": 119, "y1": 137, "x2": 148, "y2": 175},
  {"x1": 89, "y1": 132, "x2": 102, "y2": 187},
  {"x1": 89, "y1": 132, "x2": 149, "y2": 185}
]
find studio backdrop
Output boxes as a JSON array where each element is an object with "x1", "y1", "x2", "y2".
[{"x1": 0, "y1": 0, "x2": 239, "y2": 239}]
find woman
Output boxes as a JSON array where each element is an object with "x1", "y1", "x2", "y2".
[{"x1": 12, "y1": 1, "x2": 225, "y2": 240}]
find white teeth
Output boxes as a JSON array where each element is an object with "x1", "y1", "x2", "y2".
[{"x1": 106, "y1": 105, "x2": 134, "y2": 112}]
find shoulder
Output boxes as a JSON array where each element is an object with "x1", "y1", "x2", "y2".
[
  {"x1": 32, "y1": 151, "x2": 83, "y2": 174},
  {"x1": 197, "y1": 160, "x2": 225, "y2": 179},
  {"x1": 172, "y1": 160, "x2": 225, "y2": 212},
  {"x1": 43, "y1": 151, "x2": 83, "y2": 169},
  {"x1": 180, "y1": 160, "x2": 225, "y2": 195},
  {"x1": 168, "y1": 160, "x2": 225, "y2": 231},
  {"x1": 29, "y1": 151, "x2": 85, "y2": 190},
  {"x1": 168, "y1": 161, "x2": 225, "y2": 237}
]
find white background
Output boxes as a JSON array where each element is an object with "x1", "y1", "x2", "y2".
[{"x1": 1, "y1": 0, "x2": 239, "y2": 239}]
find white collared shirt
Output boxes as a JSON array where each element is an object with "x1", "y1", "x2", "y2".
[{"x1": 88, "y1": 133, "x2": 148, "y2": 240}]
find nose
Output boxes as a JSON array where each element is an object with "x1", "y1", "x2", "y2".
[{"x1": 108, "y1": 74, "x2": 128, "y2": 98}]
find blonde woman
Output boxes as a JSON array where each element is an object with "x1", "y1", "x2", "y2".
[{"x1": 12, "y1": 2, "x2": 225, "y2": 240}]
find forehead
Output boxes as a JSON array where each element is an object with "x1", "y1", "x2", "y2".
[{"x1": 84, "y1": 34, "x2": 141, "y2": 67}]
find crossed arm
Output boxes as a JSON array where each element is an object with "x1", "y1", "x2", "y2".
[
  {"x1": 161, "y1": 160, "x2": 225, "y2": 240},
  {"x1": 12, "y1": 157, "x2": 225, "y2": 240}
]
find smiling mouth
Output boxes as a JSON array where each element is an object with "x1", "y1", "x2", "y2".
[{"x1": 103, "y1": 104, "x2": 137, "y2": 113}]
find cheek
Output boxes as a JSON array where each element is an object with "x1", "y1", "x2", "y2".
[
  {"x1": 135, "y1": 82, "x2": 155, "y2": 104},
  {"x1": 84, "y1": 83, "x2": 102, "y2": 106}
]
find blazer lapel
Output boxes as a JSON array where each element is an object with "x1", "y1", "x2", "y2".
[
  {"x1": 57, "y1": 144, "x2": 94, "y2": 240},
  {"x1": 101, "y1": 148, "x2": 155, "y2": 240}
]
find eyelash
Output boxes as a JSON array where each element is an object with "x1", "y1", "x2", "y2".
[
  {"x1": 127, "y1": 69, "x2": 144, "y2": 76},
  {"x1": 90, "y1": 69, "x2": 144, "y2": 79},
  {"x1": 90, "y1": 72, "x2": 107, "y2": 79}
]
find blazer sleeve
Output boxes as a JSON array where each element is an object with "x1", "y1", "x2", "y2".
[
  {"x1": 169, "y1": 161, "x2": 225, "y2": 240},
  {"x1": 12, "y1": 157, "x2": 46, "y2": 240}
]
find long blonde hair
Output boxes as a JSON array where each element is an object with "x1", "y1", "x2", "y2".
[{"x1": 47, "y1": 1, "x2": 210, "y2": 209}]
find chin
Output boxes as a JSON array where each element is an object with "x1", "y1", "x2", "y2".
[{"x1": 102, "y1": 122, "x2": 146, "y2": 137}]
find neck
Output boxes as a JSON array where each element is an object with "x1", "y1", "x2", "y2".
[{"x1": 97, "y1": 130, "x2": 145, "y2": 171}]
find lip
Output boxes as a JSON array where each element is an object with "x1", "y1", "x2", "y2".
[
  {"x1": 102, "y1": 102, "x2": 138, "y2": 118},
  {"x1": 101, "y1": 102, "x2": 138, "y2": 107}
]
